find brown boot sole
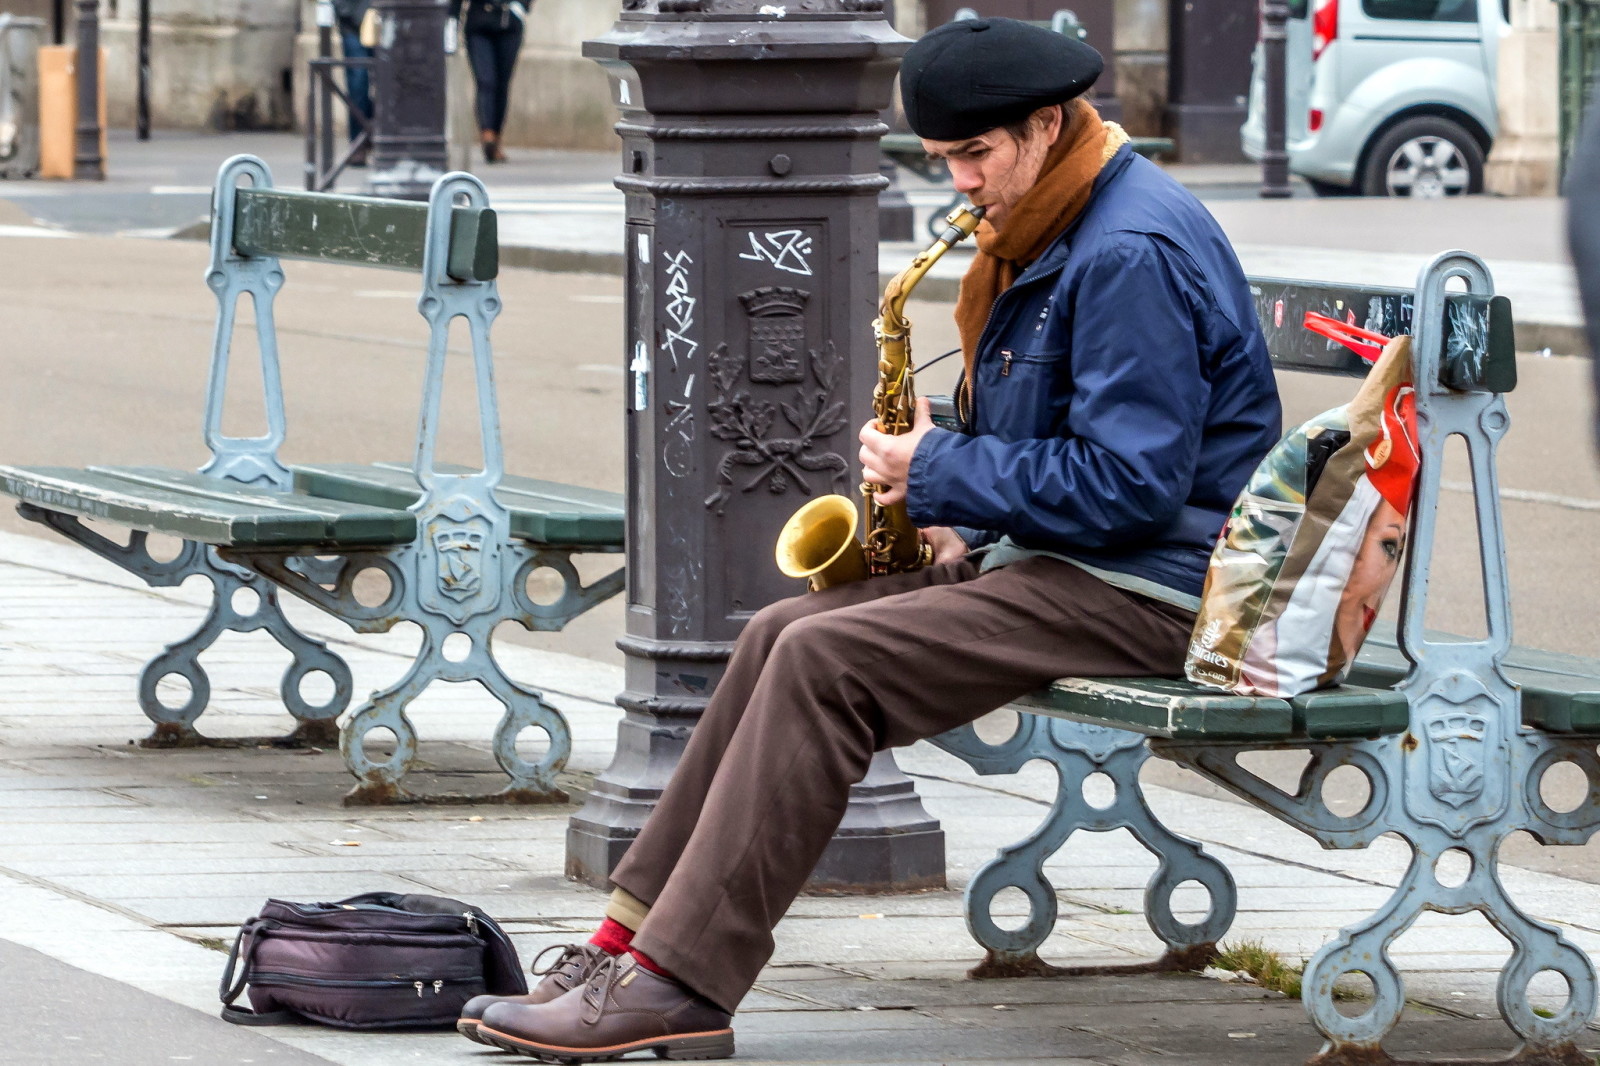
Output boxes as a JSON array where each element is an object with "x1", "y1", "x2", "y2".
[
  {"x1": 456, "y1": 1018, "x2": 489, "y2": 1044},
  {"x1": 476, "y1": 1024, "x2": 734, "y2": 1062}
]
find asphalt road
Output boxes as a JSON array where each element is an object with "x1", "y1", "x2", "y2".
[{"x1": 1, "y1": 235, "x2": 1598, "y2": 884}]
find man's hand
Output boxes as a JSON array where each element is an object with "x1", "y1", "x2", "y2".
[
  {"x1": 921, "y1": 525, "x2": 969, "y2": 565},
  {"x1": 858, "y1": 396, "x2": 936, "y2": 507}
]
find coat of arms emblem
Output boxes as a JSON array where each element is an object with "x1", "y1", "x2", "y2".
[
  {"x1": 419, "y1": 498, "x2": 500, "y2": 624},
  {"x1": 1425, "y1": 710, "x2": 1487, "y2": 809},
  {"x1": 739, "y1": 286, "x2": 808, "y2": 384}
]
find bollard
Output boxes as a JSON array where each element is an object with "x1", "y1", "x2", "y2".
[
  {"x1": 366, "y1": 0, "x2": 449, "y2": 200},
  {"x1": 568, "y1": 0, "x2": 946, "y2": 894},
  {"x1": 72, "y1": 0, "x2": 102, "y2": 180},
  {"x1": 1259, "y1": 0, "x2": 1294, "y2": 198}
]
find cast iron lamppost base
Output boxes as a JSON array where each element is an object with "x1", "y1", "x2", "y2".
[
  {"x1": 568, "y1": 0, "x2": 946, "y2": 895},
  {"x1": 366, "y1": 0, "x2": 449, "y2": 201}
]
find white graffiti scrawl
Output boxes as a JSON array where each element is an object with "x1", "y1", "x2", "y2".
[
  {"x1": 661, "y1": 250, "x2": 698, "y2": 369},
  {"x1": 738, "y1": 230, "x2": 814, "y2": 277}
]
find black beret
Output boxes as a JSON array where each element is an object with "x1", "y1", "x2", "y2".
[{"x1": 900, "y1": 17, "x2": 1104, "y2": 142}]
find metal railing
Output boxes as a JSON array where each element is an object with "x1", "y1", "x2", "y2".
[{"x1": 304, "y1": 2, "x2": 373, "y2": 193}]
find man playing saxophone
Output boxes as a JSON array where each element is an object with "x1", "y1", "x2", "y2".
[{"x1": 469, "y1": 18, "x2": 1283, "y2": 1062}]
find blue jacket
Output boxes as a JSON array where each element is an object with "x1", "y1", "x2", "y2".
[{"x1": 906, "y1": 145, "x2": 1282, "y2": 598}]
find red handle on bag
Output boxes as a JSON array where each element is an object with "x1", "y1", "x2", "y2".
[{"x1": 1302, "y1": 312, "x2": 1391, "y2": 363}]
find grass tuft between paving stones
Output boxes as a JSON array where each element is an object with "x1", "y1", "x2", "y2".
[{"x1": 1215, "y1": 939, "x2": 1306, "y2": 999}]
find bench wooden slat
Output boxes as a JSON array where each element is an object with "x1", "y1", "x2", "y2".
[
  {"x1": 1014, "y1": 677, "x2": 1295, "y2": 740},
  {"x1": 1014, "y1": 673, "x2": 1407, "y2": 742},
  {"x1": 293, "y1": 462, "x2": 625, "y2": 547},
  {"x1": 0, "y1": 465, "x2": 332, "y2": 546},
  {"x1": 94, "y1": 466, "x2": 415, "y2": 546},
  {"x1": 1349, "y1": 628, "x2": 1600, "y2": 735},
  {"x1": 232, "y1": 189, "x2": 499, "y2": 282}
]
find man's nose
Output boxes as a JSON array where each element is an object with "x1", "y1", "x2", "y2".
[{"x1": 949, "y1": 161, "x2": 982, "y2": 196}]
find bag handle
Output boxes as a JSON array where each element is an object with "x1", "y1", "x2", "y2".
[
  {"x1": 218, "y1": 917, "x2": 299, "y2": 1026},
  {"x1": 1302, "y1": 312, "x2": 1392, "y2": 363}
]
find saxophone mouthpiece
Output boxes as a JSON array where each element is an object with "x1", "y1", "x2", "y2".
[{"x1": 937, "y1": 204, "x2": 986, "y2": 246}]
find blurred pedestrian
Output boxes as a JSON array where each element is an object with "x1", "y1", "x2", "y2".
[
  {"x1": 451, "y1": 0, "x2": 528, "y2": 164},
  {"x1": 333, "y1": 0, "x2": 374, "y2": 165},
  {"x1": 1567, "y1": 91, "x2": 1600, "y2": 441}
]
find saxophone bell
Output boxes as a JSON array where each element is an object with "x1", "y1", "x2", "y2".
[{"x1": 774, "y1": 494, "x2": 870, "y2": 591}]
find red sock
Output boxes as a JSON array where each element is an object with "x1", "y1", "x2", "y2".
[
  {"x1": 629, "y1": 947, "x2": 672, "y2": 979},
  {"x1": 589, "y1": 918, "x2": 634, "y2": 956}
]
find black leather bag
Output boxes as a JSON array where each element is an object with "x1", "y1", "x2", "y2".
[{"x1": 219, "y1": 892, "x2": 526, "y2": 1030}]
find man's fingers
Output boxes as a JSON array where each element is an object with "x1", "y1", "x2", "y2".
[{"x1": 874, "y1": 485, "x2": 905, "y2": 506}]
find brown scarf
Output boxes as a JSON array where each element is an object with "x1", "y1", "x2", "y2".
[{"x1": 954, "y1": 101, "x2": 1130, "y2": 406}]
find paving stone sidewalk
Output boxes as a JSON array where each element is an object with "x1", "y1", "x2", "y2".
[{"x1": 1, "y1": 527, "x2": 1598, "y2": 1064}]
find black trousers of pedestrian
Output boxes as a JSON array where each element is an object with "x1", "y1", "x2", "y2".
[
  {"x1": 608, "y1": 555, "x2": 1196, "y2": 1014},
  {"x1": 465, "y1": 24, "x2": 524, "y2": 136}
]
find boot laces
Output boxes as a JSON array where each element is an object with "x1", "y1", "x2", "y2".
[
  {"x1": 530, "y1": 942, "x2": 605, "y2": 989},
  {"x1": 580, "y1": 953, "x2": 629, "y2": 1024}
]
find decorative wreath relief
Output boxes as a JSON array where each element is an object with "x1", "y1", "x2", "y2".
[{"x1": 703, "y1": 340, "x2": 849, "y2": 513}]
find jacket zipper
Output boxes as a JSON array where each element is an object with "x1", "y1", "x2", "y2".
[
  {"x1": 1001, "y1": 350, "x2": 1013, "y2": 377},
  {"x1": 967, "y1": 261, "x2": 1067, "y2": 427}
]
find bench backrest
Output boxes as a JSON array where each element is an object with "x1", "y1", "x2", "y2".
[{"x1": 202, "y1": 155, "x2": 510, "y2": 505}]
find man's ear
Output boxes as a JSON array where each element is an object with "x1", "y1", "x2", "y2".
[{"x1": 1035, "y1": 104, "x2": 1066, "y2": 146}]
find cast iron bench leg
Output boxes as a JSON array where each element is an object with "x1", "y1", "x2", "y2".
[
  {"x1": 932, "y1": 714, "x2": 1237, "y2": 977},
  {"x1": 239, "y1": 540, "x2": 622, "y2": 805},
  {"x1": 1162, "y1": 732, "x2": 1600, "y2": 1066},
  {"x1": 17, "y1": 504, "x2": 350, "y2": 747}
]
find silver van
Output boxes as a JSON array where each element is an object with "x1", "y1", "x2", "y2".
[{"x1": 1241, "y1": 0, "x2": 1509, "y2": 196}]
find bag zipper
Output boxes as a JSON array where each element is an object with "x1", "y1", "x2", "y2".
[{"x1": 250, "y1": 971, "x2": 468, "y2": 993}]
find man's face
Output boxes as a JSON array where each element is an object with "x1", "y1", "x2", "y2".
[{"x1": 920, "y1": 107, "x2": 1063, "y2": 229}]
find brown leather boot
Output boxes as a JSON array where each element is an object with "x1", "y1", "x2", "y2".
[
  {"x1": 456, "y1": 943, "x2": 611, "y2": 1044},
  {"x1": 477, "y1": 953, "x2": 734, "y2": 1061}
]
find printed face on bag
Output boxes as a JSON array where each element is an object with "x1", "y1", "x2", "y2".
[{"x1": 1333, "y1": 497, "x2": 1406, "y2": 657}]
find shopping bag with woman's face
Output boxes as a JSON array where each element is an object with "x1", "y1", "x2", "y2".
[{"x1": 1186, "y1": 322, "x2": 1420, "y2": 698}]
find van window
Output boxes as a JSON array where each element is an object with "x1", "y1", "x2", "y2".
[{"x1": 1362, "y1": 0, "x2": 1477, "y2": 21}]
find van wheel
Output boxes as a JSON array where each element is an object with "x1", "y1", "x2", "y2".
[{"x1": 1360, "y1": 116, "x2": 1484, "y2": 198}]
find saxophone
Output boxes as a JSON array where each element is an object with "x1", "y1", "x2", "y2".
[{"x1": 774, "y1": 204, "x2": 986, "y2": 590}]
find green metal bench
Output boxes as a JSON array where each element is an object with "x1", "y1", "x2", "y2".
[
  {"x1": 0, "y1": 155, "x2": 624, "y2": 804},
  {"x1": 931, "y1": 256, "x2": 1600, "y2": 1063}
]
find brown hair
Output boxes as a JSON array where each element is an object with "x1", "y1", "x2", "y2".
[{"x1": 999, "y1": 103, "x2": 1070, "y2": 143}]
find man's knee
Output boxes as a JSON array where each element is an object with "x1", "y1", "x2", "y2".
[
  {"x1": 766, "y1": 610, "x2": 857, "y2": 673},
  {"x1": 743, "y1": 590, "x2": 826, "y2": 645}
]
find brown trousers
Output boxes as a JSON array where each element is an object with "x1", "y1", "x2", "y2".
[{"x1": 611, "y1": 555, "x2": 1194, "y2": 1013}]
